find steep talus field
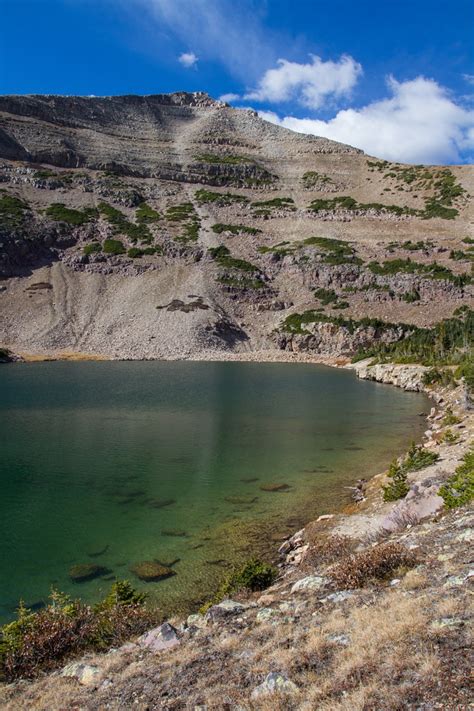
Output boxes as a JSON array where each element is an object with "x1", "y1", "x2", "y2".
[{"x1": 0, "y1": 91, "x2": 472, "y2": 359}]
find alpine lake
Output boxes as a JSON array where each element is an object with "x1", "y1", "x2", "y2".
[{"x1": 0, "y1": 361, "x2": 429, "y2": 621}]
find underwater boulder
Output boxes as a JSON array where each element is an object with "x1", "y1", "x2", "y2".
[
  {"x1": 131, "y1": 561, "x2": 176, "y2": 582},
  {"x1": 69, "y1": 564, "x2": 110, "y2": 583}
]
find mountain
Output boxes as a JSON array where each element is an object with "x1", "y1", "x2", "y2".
[{"x1": 0, "y1": 91, "x2": 472, "y2": 360}]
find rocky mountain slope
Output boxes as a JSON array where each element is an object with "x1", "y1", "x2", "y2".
[{"x1": 0, "y1": 91, "x2": 472, "y2": 359}]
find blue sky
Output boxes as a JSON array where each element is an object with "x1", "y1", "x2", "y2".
[{"x1": 1, "y1": 0, "x2": 473, "y2": 164}]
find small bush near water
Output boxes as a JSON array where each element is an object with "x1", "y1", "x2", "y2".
[
  {"x1": 0, "y1": 582, "x2": 157, "y2": 681},
  {"x1": 200, "y1": 559, "x2": 277, "y2": 613},
  {"x1": 383, "y1": 443, "x2": 439, "y2": 502},
  {"x1": 330, "y1": 543, "x2": 417, "y2": 589},
  {"x1": 383, "y1": 460, "x2": 410, "y2": 501},
  {"x1": 439, "y1": 448, "x2": 474, "y2": 509}
]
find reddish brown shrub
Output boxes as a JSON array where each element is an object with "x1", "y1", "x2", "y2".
[{"x1": 329, "y1": 543, "x2": 417, "y2": 589}]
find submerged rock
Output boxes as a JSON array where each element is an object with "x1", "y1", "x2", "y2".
[
  {"x1": 130, "y1": 561, "x2": 176, "y2": 582},
  {"x1": 161, "y1": 529, "x2": 188, "y2": 537},
  {"x1": 147, "y1": 498, "x2": 176, "y2": 509},
  {"x1": 224, "y1": 495, "x2": 258, "y2": 505},
  {"x1": 260, "y1": 483, "x2": 290, "y2": 492},
  {"x1": 69, "y1": 564, "x2": 110, "y2": 583}
]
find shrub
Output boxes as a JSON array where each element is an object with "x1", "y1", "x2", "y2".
[
  {"x1": 314, "y1": 288, "x2": 338, "y2": 305},
  {"x1": 252, "y1": 197, "x2": 295, "y2": 209},
  {"x1": 439, "y1": 449, "x2": 474, "y2": 509},
  {"x1": 304, "y1": 535, "x2": 353, "y2": 568},
  {"x1": 442, "y1": 408, "x2": 461, "y2": 426},
  {"x1": 383, "y1": 444, "x2": 439, "y2": 502},
  {"x1": 422, "y1": 368, "x2": 456, "y2": 387},
  {"x1": 135, "y1": 202, "x2": 160, "y2": 224},
  {"x1": 357, "y1": 310, "x2": 473, "y2": 366},
  {"x1": 208, "y1": 245, "x2": 260, "y2": 273},
  {"x1": 455, "y1": 357, "x2": 474, "y2": 393},
  {"x1": 440, "y1": 428, "x2": 460, "y2": 445},
  {"x1": 404, "y1": 442, "x2": 439, "y2": 471},
  {"x1": 194, "y1": 189, "x2": 249, "y2": 206},
  {"x1": 128, "y1": 247, "x2": 144, "y2": 258},
  {"x1": 83, "y1": 242, "x2": 102, "y2": 256},
  {"x1": 304, "y1": 235, "x2": 362, "y2": 265},
  {"x1": 194, "y1": 153, "x2": 249, "y2": 164},
  {"x1": 330, "y1": 543, "x2": 417, "y2": 589},
  {"x1": 46, "y1": 203, "x2": 96, "y2": 226},
  {"x1": 383, "y1": 459, "x2": 409, "y2": 501},
  {"x1": 165, "y1": 203, "x2": 195, "y2": 221},
  {"x1": 211, "y1": 223, "x2": 260, "y2": 235},
  {"x1": 98, "y1": 202, "x2": 152, "y2": 243},
  {"x1": 402, "y1": 289, "x2": 420, "y2": 303},
  {"x1": 302, "y1": 171, "x2": 334, "y2": 188},
  {"x1": 0, "y1": 192, "x2": 31, "y2": 229},
  {"x1": 0, "y1": 583, "x2": 155, "y2": 681},
  {"x1": 224, "y1": 558, "x2": 278, "y2": 593},
  {"x1": 103, "y1": 238, "x2": 126, "y2": 255}
]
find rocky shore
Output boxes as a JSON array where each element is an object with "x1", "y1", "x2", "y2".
[{"x1": 1, "y1": 359, "x2": 472, "y2": 710}]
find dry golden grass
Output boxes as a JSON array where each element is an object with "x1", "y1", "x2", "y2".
[{"x1": 399, "y1": 567, "x2": 429, "y2": 590}]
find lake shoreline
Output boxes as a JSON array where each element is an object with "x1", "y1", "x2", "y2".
[
  {"x1": 2, "y1": 362, "x2": 471, "y2": 708},
  {"x1": 0, "y1": 357, "x2": 430, "y2": 624}
]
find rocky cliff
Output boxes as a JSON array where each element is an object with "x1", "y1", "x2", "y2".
[{"x1": 0, "y1": 92, "x2": 472, "y2": 359}]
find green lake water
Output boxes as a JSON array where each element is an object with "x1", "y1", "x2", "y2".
[{"x1": 0, "y1": 361, "x2": 428, "y2": 620}]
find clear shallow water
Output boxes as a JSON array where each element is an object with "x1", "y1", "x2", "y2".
[{"x1": 0, "y1": 361, "x2": 428, "y2": 620}]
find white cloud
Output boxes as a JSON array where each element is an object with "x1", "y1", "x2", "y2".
[
  {"x1": 245, "y1": 54, "x2": 362, "y2": 109},
  {"x1": 178, "y1": 51, "x2": 198, "y2": 68},
  {"x1": 138, "y1": 0, "x2": 274, "y2": 80},
  {"x1": 463, "y1": 73, "x2": 474, "y2": 85},
  {"x1": 219, "y1": 92, "x2": 240, "y2": 103},
  {"x1": 258, "y1": 77, "x2": 474, "y2": 164}
]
